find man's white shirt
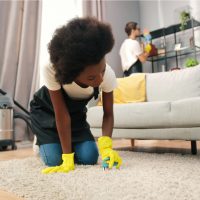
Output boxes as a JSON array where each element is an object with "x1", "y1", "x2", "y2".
[{"x1": 119, "y1": 38, "x2": 142, "y2": 71}]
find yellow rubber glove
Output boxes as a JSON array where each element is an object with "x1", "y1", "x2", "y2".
[
  {"x1": 42, "y1": 153, "x2": 75, "y2": 174},
  {"x1": 145, "y1": 43, "x2": 152, "y2": 53},
  {"x1": 98, "y1": 136, "x2": 122, "y2": 169}
]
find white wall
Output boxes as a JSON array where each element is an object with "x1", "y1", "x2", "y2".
[
  {"x1": 102, "y1": 0, "x2": 140, "y2": 77},
  {"x1": 139, "y1": 0, "x2": 189, "y2": 31},
  {"x1": 190, "y1": 0, "x2": 200, "y2": 48}
]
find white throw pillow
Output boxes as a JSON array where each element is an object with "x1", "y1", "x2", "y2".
[{"x1": 146, "y1": 64, "x2": 200, "y2": 101}]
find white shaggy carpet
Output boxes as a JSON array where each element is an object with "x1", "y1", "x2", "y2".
[{"x1": 0, "y1": 151, "x2": 200, "y2": 200}]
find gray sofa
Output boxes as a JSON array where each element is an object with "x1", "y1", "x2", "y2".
[{"x1": 87, "y1": 65, "x2": 200, "y2": 154}]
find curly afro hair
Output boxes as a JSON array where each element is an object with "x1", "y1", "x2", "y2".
[{"x1": 48, "y1": 17, "x2": 114, "y2": 84}]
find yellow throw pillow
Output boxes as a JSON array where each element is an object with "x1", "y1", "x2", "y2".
[{"x1": 98, "y1": 74, "x2": 146, "y2": 105}]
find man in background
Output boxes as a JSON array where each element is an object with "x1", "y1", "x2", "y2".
[{"x1": 119, "y1": 21, "x2": 149, "y2": 76}]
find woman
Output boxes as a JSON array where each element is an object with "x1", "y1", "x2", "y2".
[{"x1": 30, "y1": 17, "x2": 122, "y2": 174}]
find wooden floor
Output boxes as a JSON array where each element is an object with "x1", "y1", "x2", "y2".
[{"x1": 0, "y1": 139, "x2": 199, "y2": 200}]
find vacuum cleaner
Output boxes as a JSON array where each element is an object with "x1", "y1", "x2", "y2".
[{"x1": 0, "y1": 89, "x2": 32, "y2": 151}]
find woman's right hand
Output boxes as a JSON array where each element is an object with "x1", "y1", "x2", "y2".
[{"x1": 42, "y1": 153, "x2": 75, "y2": 174}]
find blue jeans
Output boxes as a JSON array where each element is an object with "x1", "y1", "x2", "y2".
[{"x1": 39, "y1": 141, "x2": 99, "y2": 166}]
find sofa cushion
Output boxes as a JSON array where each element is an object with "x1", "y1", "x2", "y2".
[
  {"x1": 146, "y1": 65, "x2": 200, "y2": 102},
  {"x1": 170, "y1": 97, "x2": 200, "y2": 127},
  {"x1": 88, "y1": 101, "x2": 171, "y2": 128},
  {"x1": 87, "y1": 97, "x2": 200, "y2": 128}
]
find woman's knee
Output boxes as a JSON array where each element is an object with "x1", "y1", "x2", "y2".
[
  {"x1": 80, "y1": 148, "x2": 99, "y2": 165},
  {"x1": 39, "y1": 143, "x2": 62, "y2": 166},
  {"x1": 74, "y1": 141, "x2": 99, "y2": 165}
]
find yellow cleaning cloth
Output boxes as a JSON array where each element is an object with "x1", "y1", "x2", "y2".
[{"x1": 98, "y1": 73, "x2": 146, "y2": 105}]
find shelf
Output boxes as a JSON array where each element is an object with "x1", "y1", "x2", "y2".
[
  {"x1": 145, "y1": 18, "x2": 200, "y2": 72},
  {"x1": 150, "y1": 19, "x2": 200, "y2": 39},
  {"x1": 148, "y1": 48, "x2": 200, "y2": 62}
]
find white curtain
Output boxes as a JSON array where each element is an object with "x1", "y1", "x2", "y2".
[{"x1": 82, "y1": 0, "x2": 103, "y2": 20}]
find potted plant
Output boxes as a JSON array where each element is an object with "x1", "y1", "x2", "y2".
[
  {"x1": 179, "y1": 11, "x2": 190, "y2": 31},
  {"x1": 185, "y1": 58, "x2": 199, "y2": 67}
]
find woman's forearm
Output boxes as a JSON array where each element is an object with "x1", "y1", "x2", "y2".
[
  {"x1": 55, "y1": 114, "x2": 72, "y2": 153},
  {"x1": 102, "y1": 113, "x2": 114, "y2": 137},
  {"x1": 48, "y1": 89, "x2": 72, "y2": 154}
]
